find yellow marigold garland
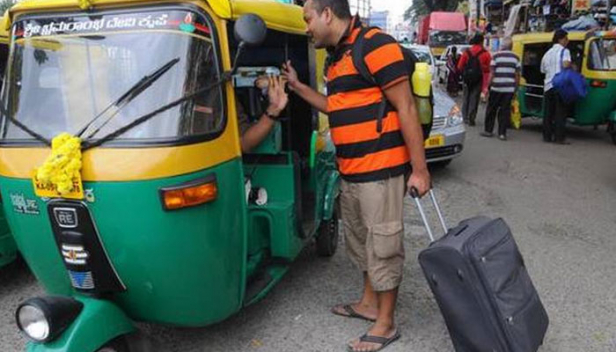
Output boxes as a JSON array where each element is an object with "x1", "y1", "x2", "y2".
[
  {"x1": 78, "y1": 0, "x2": 91, "y2": 10},
  {"x1": 36, "y1": 133, "x2": 82, "y2": 196}
]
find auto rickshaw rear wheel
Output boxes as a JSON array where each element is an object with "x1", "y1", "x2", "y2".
[
  {"x1": 316, "y1": 199, "x2": 340, "y2": 257},
  {"x1": 609, "y1": 122, "x2": 616, "y2": 145},
  {"x1": 97, "y1": 336, "x2": 129, "y2": 352}
]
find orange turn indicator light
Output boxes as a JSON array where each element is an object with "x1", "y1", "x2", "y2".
[{"x1": 161, "y1": 180, "x2": 218, "y2": 210}]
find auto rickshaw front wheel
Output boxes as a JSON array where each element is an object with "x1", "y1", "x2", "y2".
[
  {"x1": 316, "y1": 200, "x2": 340, "y2": 257},
  {"x1": 609, "y1": 122, "x2": 616, "y2": 145}
]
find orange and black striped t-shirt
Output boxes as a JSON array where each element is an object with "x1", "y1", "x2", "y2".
[{"x1": 326, "y1": 18, "x2": 411, "y2": 183}]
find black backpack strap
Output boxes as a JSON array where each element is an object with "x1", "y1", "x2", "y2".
[{"x1": 352, "y1": 26, "x2": 387, "y2": 133}]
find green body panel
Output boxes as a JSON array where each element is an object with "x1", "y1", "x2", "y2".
[
  {"x1": 2, "y1": 159, "x2": 248, "y2": 326},
  {"x1": 0, "y1": 185, "x2": 72, "y2": 294},
  {"x1": 245, "y1": 153, "x2": 302, "y2": 261},
  {"x1": 574, "y1": 80, "x2": 616, "y2": 125},
  {"x1": 5, "y1": 140, "x2": 338, "y2": 351},
  {"x1": 27, "y1": 297, "x2": 134, "y2": 352},
  {"x1": 518, "y1": 80, "x2": 616, "y2": 126},
  {"x1": 610, "y1": 111, "x2": 616, "y2": 123},
  {"x1": 518, "y1": 86, "x2": 542, "y2": 117},
  {"x1": 0, "y1": 206, "x2": 17, "y2": 267},
  {"x1": 313, "y1": 148, "x2": 339, "y2": 222},
  {"x1": 244, "y1": 264, "x2": 288, "y2": 306}
]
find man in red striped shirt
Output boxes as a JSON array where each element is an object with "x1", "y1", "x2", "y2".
[{"x1": 282, "y1": 0, "x2": 430, "y2": 351}]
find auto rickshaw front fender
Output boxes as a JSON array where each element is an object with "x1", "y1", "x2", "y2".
[
  {"x1": 322, "y1": 170, "x2": 340, "y2": 221},
  {"x1": 27, "y1": 296, "x2": 134, "y2": 352}
]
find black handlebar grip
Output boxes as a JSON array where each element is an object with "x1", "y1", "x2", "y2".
[{"x1": 410, "y1": 186, "x2": 420, "y2": 198}]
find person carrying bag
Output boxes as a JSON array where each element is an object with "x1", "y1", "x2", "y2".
[{"x1": 552, "y1": 48, "x2": 587, "y2": 102}]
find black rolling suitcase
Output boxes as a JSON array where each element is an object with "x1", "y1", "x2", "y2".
[{"x1": 411, "y1": 189, "x2": 549, "y2": 352}]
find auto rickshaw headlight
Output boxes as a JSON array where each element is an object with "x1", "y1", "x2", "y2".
[
  {"x1": 16, "y1": 296, "x2": 83, "y2": 343},
  {"x1": 16, "y1": 305, "x2": 49, "y2": 341}
]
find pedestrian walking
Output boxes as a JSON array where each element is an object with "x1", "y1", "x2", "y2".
[
  {"x1": 457, "y1": 33, "x2": 491, "y2": 126},
  {"x1": 541, "y1": 29, "x2": 571, "y2": 144},
  {"x1": 446, "y1": 46, "x2": 461, "y2": 96},
  {"x1": 481, "y1": 37, "x2": 520, "y2": 141},
  {"x1": 282, "y1": 1, "x2": 431, "y2": 351}
]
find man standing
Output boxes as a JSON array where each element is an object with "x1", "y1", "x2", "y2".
[
  {"x1": 282, "y1": 1, "x2": 431, "y2": 351},
  {"x1": 457, "y1": 33, "x2": 491, "y2": 126},
  {"x1": 541, "y1": 29, "x2": 571, "y2": 144},
  {"x1": 481, "y1": 37, "x2": 520, "y2": 141}
]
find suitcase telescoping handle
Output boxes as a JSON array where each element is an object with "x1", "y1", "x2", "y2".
[{"x1": 410, "y1": 187, "x2": 448, "y2": 243}]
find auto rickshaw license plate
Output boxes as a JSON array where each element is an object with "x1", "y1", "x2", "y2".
[
  {"x1": 424, "y1": 135, "x2": 444, "y2": 149},
  {"x1": 32, "y1": 173, "x2": 84, "y2": 200}
]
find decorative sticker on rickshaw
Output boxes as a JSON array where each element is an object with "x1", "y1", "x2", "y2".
[
  {"x1": 13, "y1": 9, "x2": 212, "y2": 40},
  {"x1": 8, "y1": 193, "x2": 40, "y2": 215}
]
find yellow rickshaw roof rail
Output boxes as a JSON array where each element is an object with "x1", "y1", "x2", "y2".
[
  {"x1": 512, "y1": 31, "x2": 588, "y2": 44},
  {"x1": 7, "y1": 0, "x2": 306, "y2": 35},
  {"x1": 0, "y1": 11, "x2": 9, "y2": 42}
]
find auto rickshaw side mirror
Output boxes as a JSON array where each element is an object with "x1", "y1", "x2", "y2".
[{"x1": 234, "y1": 14, "x2": 267, "y2": 48}]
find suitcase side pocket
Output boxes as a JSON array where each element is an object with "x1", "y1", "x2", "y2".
[
  {"x1": 502, "y1": 290, "x2": 549, "y2": 352},
  {"x1": 419, "y1": 247, "x2": 506, "y2": 352},
  {"x1": 469, "y1": 220, "x2": 549, "y2": 352}
]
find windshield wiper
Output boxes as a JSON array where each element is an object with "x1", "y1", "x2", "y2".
[
  {"x1": 76, "y1": 57, "x2": 180, "y2": 138},
  {"x1": 81, "y1": 71, "x2": 233, "y2": 151}
]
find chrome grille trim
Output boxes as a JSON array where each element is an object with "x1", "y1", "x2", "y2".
[{"x1": 432, "y1": 115, "x2": 448, "y2": 130}]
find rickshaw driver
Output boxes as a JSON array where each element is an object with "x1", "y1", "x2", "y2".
[
  {"x1": 283, "y1": 0, "x2": 431, "y2": 351},
  {"x1": 238, "y1": 75, "x2": 289, "y2": 152}
]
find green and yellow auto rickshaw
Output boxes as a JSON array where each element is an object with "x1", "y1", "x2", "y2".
[
  {"x1": 0, "y1": 0, "x2": 340, "y2": 350},
  {"x1": 0, "y1": 11, "x2": 18, "y2": 269},
  {"x1": 513, "y1": 31, "x2": 616, "y2": 144}
]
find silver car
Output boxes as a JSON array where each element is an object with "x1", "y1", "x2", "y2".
[
  {"x1": 405, "y1": 45, "x2": 466, "y2": 166},
  {"x1": 425, "y1": 87, "x2": 466, "y2": 166}
]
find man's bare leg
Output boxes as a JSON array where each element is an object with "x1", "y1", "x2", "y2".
[
  {"x1": 349, "y1": 288, "x2": 399, "y2": 352},
  {"x1": 332, "y1": 272, "x2": 378, "y2": 320}
]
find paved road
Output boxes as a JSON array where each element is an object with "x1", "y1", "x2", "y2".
[{"x1": 2, "y1": 106, "x2": 616, "y2": 352}]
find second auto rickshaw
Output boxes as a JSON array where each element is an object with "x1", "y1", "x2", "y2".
[{"x1": 513, "y1": 30, "x2": 616, "y2": 144}]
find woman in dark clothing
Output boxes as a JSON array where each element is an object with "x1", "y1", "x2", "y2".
[{"x1": 446, "y1": 46, "x2": 461, "y2": 96}]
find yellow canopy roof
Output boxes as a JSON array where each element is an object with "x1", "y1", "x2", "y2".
[
  {"x1": 0, "y1": 11, "x2": 8, "y2": 41},
  {"x1": 9, "y1": 0, "x2": 307, "y2": 35}
]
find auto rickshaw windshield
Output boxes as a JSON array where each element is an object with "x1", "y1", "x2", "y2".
[
  {"x1": 588, "y1": 38, "x2": 616, "y2": 71},
  {"x1": 0, "y1": 8, "x2": 225, "y2": 144}
]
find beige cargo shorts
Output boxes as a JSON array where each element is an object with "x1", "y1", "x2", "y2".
[{"x1": 340, "y1": 174, "x2": 406, "y2": 292}]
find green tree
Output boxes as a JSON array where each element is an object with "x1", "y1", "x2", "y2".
[
  {"x1": 0, "y1": 0, "x2": 14, "y2": 14},
  {"x1": 404, "y1": 0, "x2": 464, "y2": 23}
]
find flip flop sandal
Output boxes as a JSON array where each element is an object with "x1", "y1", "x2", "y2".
[
  {"x1": 331, "y1": 304, "x2": 376, "y2": 322},
  {"x1": 347, "y1": 331, "x2": 401, "y2": 352}
]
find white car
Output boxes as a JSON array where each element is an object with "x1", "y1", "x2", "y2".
[{"x1": 435, "y1": 44, "x2": 470, "y2": 84}]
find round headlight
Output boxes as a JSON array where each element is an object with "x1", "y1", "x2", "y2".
[{"x1": 17, "y1": 305, "x2": 50, "y2": 342}]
